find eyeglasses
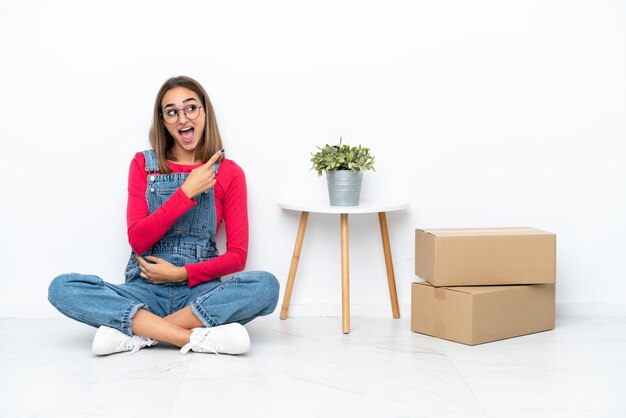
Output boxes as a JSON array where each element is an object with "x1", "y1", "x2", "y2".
[{"x1": 161, "y1": 104, "x2": 203, "y2": 124}]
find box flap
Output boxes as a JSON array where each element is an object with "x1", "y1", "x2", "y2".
[
  {"x1": 445, "y1": 285, "x2": 529, "y2": 295},
  {"x1": 415, "y1": 282, "x2": 529, "y2": 296},
  {"x1": 420, "y1": 227, "x2": 553, "y2": 237}
]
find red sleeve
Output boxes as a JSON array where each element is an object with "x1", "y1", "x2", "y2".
[
  {"x1": 126, "y1": 152, "x2": 196, "y2": 254},
  {"x1": 185, "y1": 160, "x2": 249, "y2": 287}
]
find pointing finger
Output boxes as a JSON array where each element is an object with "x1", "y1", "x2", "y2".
[{"x1": 204, "y1": 148, "x2": 224, "y2": 167}]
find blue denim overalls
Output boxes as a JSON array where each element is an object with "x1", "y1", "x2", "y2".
[
  {"x1": 124, "y1": 150, "x2": 221, "y2": 282},
  {"x1": 48, "y1": 150, "x2": 279, "y2": 336}
]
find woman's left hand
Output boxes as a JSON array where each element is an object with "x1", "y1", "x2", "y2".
[{"x1": 137, "y1": 255, "x2": 188, "y2": 284}]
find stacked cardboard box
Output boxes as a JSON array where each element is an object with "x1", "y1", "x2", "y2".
[{"x1": 411, "y1": 227, "x2": 556, "y2": 345}]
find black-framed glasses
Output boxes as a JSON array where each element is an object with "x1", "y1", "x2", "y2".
[{"x1": 161, "y1": 104, "x2": 203, "y2": 124}]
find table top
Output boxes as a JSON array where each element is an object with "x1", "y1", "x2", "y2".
[{"x1": 277, "y1": 200, "x2": 409, "y2": 214}]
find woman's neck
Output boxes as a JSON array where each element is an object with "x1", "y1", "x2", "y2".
[{"x1": 170, "y1": 149, "x2": 200, "y2": 165}]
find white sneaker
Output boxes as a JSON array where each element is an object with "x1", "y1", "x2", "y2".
[
  {"x1": 92, "y1": 326, "x2": 157, "y2": 356},
  {"x1": 180, "y1": 323, "x2": 250, "y2": 355}
]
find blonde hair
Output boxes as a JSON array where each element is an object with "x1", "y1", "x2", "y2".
[{"x1": 149, "y1": 76, "x2": 224, "y2": 173}]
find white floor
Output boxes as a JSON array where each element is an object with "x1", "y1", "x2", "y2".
[{"x1": 1, "y1": 313, "x2": 625, "y2": 418}]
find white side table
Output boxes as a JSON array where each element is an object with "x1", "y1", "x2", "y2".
[{"x1": 277, "y1": 200, "x2": 409, "y2": 333}]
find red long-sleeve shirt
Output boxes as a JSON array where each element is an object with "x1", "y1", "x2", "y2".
[{"x1": 126, "y1": 152, "x2": 248, "y2": 287}]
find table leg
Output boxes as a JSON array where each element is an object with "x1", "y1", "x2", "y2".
[
  {"x1": 280, "y1": 211, "x2": 309, "y2": 320},
  {"x1": 341, "y1": 213, "x2": 350, "y2": 333},
  {"x1": 378, "y1": 212, "x2": 400, "y2": 319}
]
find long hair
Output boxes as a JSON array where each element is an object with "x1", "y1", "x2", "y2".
[{"x1": 149, "y1": 76, "x2": 224, "y2": 173}]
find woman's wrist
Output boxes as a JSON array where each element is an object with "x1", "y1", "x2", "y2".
[
  {"x1": 180, "y1": 184, "x2": 195, "y2": 199},
  {"x1": 176, "y1": 266, "x2": 189, "y2": 282}
]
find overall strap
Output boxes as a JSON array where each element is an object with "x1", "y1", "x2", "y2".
[{"x1": 143, "y1": 150, "x2": 159, "y2": 172}]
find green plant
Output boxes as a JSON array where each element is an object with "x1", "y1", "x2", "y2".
[{"x1": 310, "y1": 137, "x2": 376, "y2": 176}]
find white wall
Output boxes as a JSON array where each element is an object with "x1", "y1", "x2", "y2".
[{"x1": 1, "y1": 0, "x2": 624, "y2": 318}]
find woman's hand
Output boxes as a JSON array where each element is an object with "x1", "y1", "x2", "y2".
[
  {"x1": 180, "y1": 149, "x2": 223, "y2": 199},
  {"x1": 137, "y1": 255, "x2": 188, "y2": 284}
]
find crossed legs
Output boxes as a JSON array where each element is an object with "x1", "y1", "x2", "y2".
[{"x1": 48, "y1": 271, "x2": 280, "y2": 348}]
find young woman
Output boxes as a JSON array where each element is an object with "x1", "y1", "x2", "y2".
[{"x1": 48, "y1": 76, "x2": 279, "y2": 356}]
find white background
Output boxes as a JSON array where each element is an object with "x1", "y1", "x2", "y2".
[{"x1": 1, "y1": 0, "x2": 624, "y2": 318}]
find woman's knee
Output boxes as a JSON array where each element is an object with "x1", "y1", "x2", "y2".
[
  {"x1": 248, "y1": 271, "x2": 280, "y2": 306},
  {"x1": 48, "y1": 273, "x2": 73, "y2": 306},
  {"x1": 48, "y1": 273, "x2": 99, "y2": 307}
]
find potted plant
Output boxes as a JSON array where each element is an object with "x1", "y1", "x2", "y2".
[{"x1": 310, "y1": 137, "x2": 375, "y2": 206}]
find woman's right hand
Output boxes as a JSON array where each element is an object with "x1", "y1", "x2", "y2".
[{"x1": 180, "y1": 150, "x2": 223, "y2": 199}]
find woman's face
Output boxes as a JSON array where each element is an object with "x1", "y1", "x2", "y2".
[{"x1": 161, "y1": 86, "x2": 206, "y2": 161}]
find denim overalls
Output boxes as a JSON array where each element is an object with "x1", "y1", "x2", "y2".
[
  {"x1": 49, "y1": 150, "x2": 279, "y2": 336},
  {"x1": 124, "y1": 150, "x2": 221, "y2": 282}
]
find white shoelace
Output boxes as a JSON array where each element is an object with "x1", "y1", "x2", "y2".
[
  {"x1": 124, "y1": 335, "x2": 155, "y2": 355},
  {"x1": 180, "y1": 329, "x2": 220, "y2": 355}
]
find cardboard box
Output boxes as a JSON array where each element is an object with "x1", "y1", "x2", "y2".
[
  {"x1": 411, "y1": 282, "x2": 555, "y2": 345},
  {"x1": 415, "y1": 227, "x2": 556, "y2": 286}
]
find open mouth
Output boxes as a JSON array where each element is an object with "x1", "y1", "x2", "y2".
[{"x1": 179, "y1": 127, "x2": 195, "y2": 142}]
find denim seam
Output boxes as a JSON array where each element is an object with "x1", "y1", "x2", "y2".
[
  {"x1": 190, "y1": 278, "x2": 237, "y2": 327},
  {"x1": 121, "y1": 301, "x2": 147, "y2": 336},
  {"x1": 191, "y1": 304, "x2": 219, "y2": 328}
]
